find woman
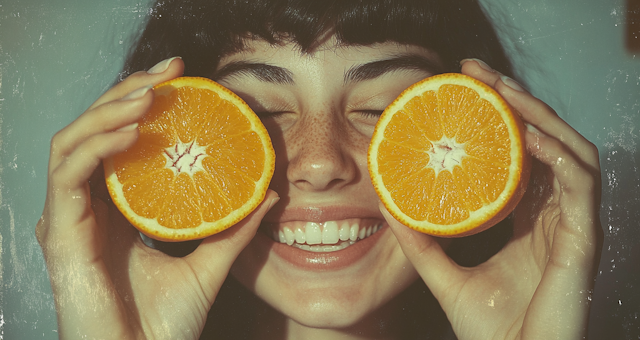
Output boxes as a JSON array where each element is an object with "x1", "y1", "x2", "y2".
[{"x1": 36, "y1": 0, "x2": 603, "y2": 339}]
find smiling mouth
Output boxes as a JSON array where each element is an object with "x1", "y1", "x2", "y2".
[{"x1": 261, "y1": 219, "x2": 384, "y2": 253}]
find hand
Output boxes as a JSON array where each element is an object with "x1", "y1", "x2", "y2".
[
  {"x1": 36, "y1": 57, "x2": 279, "y2": 339},
  {"x1": 383, "y1": 59, "x2": 603, "y2": 340}
]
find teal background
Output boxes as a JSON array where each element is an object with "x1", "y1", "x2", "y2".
[{"x1": 1, "y1": 0, "x2": 639, "y2": 339}]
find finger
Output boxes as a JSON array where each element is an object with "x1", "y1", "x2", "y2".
[
  {"x1": 50, "y1": 130, "x2": 139, "y2": 203},
  {"x1": 526, "y1": 128, "x2": 599, "y2": 193},
  {"x1": 525, "y1": 130, "x2": 601, "y2": 240},
  {"x1": 50, "y1": 87, "x2": 152, "y2": 168},
  {"x1": 495, "y1": 80, "x2": 600, "y2": 170},
  {"x1": 87, "y1": 56, "x2": 184, "y2": 110},
  {"x1": 183, "y1": 190, "x2": 280, "y2": 303},
  {"x1": 460, "y1": 58, "x2": 502, "y2": 88},
  {"x1": 380, "y1": 203, "x2": 465, "y2": 305}
]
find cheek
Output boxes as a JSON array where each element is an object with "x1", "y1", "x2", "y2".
[
  {"x1": 266, "y1": 136, "x2": 290, "y2": 193},
  {"x1": 347, "y1": 132, "x2": 373, "y2": 169}
]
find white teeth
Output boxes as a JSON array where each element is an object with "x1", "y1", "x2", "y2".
[
  {"x1": 305, "y1": 222, "x2": 322, "y2": 245},
  {"x1": 284, "y1": 227, "x2": 295, "y2": 245},
  {"x1": 295, "y1": 226, "x2": 306, "y2": 244},
  {"x1": 339, "y1": 222, "x2": 350, "y2": 241},
  {"x1": 350, "y1": 224, "x2": 358, "y2": 241},
  {"x1": 273, "y1": 221, "x2": 383, "y2": 252},
  {"x1": 322, "y1": 221, "x2": 339, "y2": 244}
]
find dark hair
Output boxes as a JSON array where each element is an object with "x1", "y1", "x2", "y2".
[
  {"x1": 123, "y1": 1, "x2": 515, "y2": 338},
  {"x1": 123, "y1": 0, "x2": 513, "y2": 79}
]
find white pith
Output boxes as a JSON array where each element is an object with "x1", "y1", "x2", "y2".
[
  {"x1": 266, "y1": 220, "x2": 384, "y2": 252},
  {"x1": 426, "y1": 135, "x2": 467, "y2": 175},
  {"x1": 163, "y1": 140, "x2": 208, "y2": 176}
]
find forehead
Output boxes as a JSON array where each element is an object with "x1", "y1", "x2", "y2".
[{"x1": 217, "y1": 36, "x2": 441, "y2": 71}]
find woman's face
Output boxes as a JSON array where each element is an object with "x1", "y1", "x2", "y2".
[{"x1": 215, "y1": 36, "x2": 441, "y2": 329}]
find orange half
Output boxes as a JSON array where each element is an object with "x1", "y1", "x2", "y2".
[
  {"x1": 368, "y1": 73, "x2": 530, "y2": 237},
  {"x1": 105, "y1": 77, "x2": 275, "y2": 241}
]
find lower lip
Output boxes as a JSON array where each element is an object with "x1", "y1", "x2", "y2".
[{"x1": 255, "y1": 225, "x2": 388, "y2": 271}]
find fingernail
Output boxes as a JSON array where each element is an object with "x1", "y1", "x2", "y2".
[
  {"x1": 460, "y1": 58, "x2": 493, "y2": 72},
  {"x1": 117, "y1": 122, "x2": 139, "y2": 132},
  {"x1": 147, "y1": 56, "x2": 181, "y2": 74},
  {"x1": 501, "y1": 75, "x2": 525, "y2": 92},
  {"x1": 122, "y1": 85, "x2": 153, "y2": 100}
]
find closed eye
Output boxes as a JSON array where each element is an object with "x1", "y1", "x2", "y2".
[
  {"x1": 357, "y1": 110, "x2": 384, "y2": 119},
  {"x1": 254, "y1": 111, "x2": 290, "y2": 118}
]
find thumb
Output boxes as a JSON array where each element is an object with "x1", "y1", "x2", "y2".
[
  {"x1": 183, "y1": 190, "x2": 279, "y2": 299},
  {"x1": 380, "y1": 203, "x2": 466, "y2": 302}
]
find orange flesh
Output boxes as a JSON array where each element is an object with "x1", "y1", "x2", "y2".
[
  {"x1": 377, "y1": 84, "x2": 511, "y2": 225},
  {"x1": 112, "y1": 85, "x2": 266, "y2": 230}
]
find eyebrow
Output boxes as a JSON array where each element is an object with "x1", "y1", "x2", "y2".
[
  {"x1": 214, "y1": 61, "x2": 295, "y2": 85},
  {"x1": 213, "y1": 54, "x2": 442, "y2": 85},
  {"x1": 344, "y1": 54, "x2": 443, "y2": 84}
]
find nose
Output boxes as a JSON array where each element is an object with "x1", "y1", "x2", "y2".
[{"x1": 285, "y1": 113, "x2": 358, "y2": 192}]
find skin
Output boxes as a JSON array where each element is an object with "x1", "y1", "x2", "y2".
[{"x1": 36, "y1": 36, "x2": 602, "y2": 340}]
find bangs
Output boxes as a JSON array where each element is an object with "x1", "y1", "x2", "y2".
[
  {"x1": 215, "y1": 0, "x2": 447, "y2": 52},
  {"x1": 125, "y1": 0, "x2": 510, "y2": 78}
]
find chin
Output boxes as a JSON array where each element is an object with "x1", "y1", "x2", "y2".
[
  {"x1": 275, "y1": 296, "x2": 380, "y2": 329},
  {"x1": 229, "y1": 226, "x2": 420, "y2": 331}
]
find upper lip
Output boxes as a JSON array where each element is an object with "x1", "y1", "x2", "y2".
[{"x1": 263, "y1": 205, "x2": 384, "y2": 224}]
